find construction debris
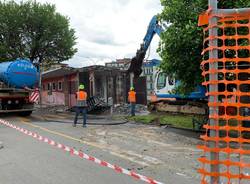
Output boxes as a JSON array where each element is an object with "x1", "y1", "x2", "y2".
[
  {"x1": 113, "y1": 103, "x2": 149, "y2": 115},
  {"x1": 87, "y1": 96, "x2": 109, "y2": 113},
  {"x1": 34, "y1": 101, "x2": 149, "y2": 116},
  {"x1": 34, "y1": 105, "x2": 69, "y2": 114}
]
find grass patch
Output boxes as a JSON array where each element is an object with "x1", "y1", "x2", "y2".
[
  {"x1": 127, "y1": 114, "x2": 203, "y2": 129},
  {"x1": 128, "y1": 115, "x2": 157, "y2": 124},
  {"x1": 111, "y1": 115, "x2": 127, "y2": 121},
  {"x1": 160, "y1": 115, "x2": 193, "y2": 129}
]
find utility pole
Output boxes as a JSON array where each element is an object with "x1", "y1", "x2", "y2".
[{"x1": 208, "y1": 1, "x2": 219, "y2": 183}]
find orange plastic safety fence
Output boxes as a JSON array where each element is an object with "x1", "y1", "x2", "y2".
[{"x1": 199, "y1": 12, "x2": 250, "y2": 184}]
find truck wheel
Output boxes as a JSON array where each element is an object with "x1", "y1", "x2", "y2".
[{"x1": 19, "y1": 111, "x2": 32, "y2": 116}]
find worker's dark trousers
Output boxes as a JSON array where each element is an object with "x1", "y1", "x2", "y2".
[
  {"x1": 131, "y1": 103, "x2": 135, "y2": 116},
  {"x1": 74, "y1": 107, "x2": 87, "y2": 126}
]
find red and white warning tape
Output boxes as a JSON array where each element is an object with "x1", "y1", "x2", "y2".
[{"x1": 0, "y1": 119, "x2": 164, "y2": 184}]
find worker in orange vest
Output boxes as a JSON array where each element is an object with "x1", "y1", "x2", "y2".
[
  {"x1": 73, "y1": 84, "x2": 88, "y2": 127},
  {"x1": 128, "y1": 87, "x2": 136, "y2": 116}
]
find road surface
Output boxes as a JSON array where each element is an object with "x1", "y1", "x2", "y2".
[{"x1": 0, "y1": 113, "x2": 202, "y2": 184}]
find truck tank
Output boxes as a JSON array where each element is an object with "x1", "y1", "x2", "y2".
[{"x1": 0, "y1": 59, "x2": 38, "y2": 88}]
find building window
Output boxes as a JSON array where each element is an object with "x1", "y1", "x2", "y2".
[
  {"x1": 150, "y1": 83, "x2": 153, "y2": 90},
  {"x1": 157, "y1": 72, "x2": 166, "y2": 90},
  {"x1": 42, "y1": 84, "x2": 45, "y2": 90},
  {"x1": 147, "y1": 83, "x2": 152, "y2": 90},
  {"x1": 52, "y1": 82, "x2": 56, "y2": 91},
  {"x1": 58, "y1": 82, "x2": 62, "y2": 91},
  {"x1": 47, "y1": 83, "x2": 51, "y2": 90}
]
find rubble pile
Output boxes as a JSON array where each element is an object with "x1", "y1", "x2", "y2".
[
  {"x1": 35, "y1": 105, "x2": 69, "y2": 114},
  {"x1": 113, "y1": 103, "x2": 149, "y2": 115},
  {"x1": 34, "y1": 103, "x2": 149, "y2": 115}
]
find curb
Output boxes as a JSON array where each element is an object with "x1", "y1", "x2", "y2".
[
  {"x1": 164, "y1": 124, "x2": 205, "y2": 133},
  {"x1": 43, "y1": 118, "x2": 128, "y2": 125}
]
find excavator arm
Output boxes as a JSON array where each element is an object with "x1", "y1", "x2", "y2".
[{"x1": 127, "y1": 15, "x2": 164, "y2": 78}]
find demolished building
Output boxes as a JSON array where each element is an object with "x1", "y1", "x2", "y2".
[{"x1": 41, "y1": 65, "x2": 147, "y2": 108}]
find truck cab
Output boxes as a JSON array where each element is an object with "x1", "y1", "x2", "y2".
[{"x1": 154, "y1": 71, "x2": 176, "y2": 99}]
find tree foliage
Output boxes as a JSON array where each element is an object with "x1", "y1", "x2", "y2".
[
  {"x1": 158, "y1": 0, "x2": 250, "y2": 94},
  {"x1": 0, "y1": 0, "x2": 77, "y2": 64}
]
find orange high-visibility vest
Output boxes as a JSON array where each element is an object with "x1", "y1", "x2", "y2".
[
  {"x1": 128, "y1": 91, "x2": 136, "y2": 103},
  {"x1": 77, "y1": 91, "x2": 87, "y2": 101}
]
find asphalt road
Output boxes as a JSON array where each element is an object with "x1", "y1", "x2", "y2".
[{"x1": 0, "y1": 113, "x2": 202, "y2": 184}]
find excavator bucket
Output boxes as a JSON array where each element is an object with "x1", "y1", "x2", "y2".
[{"x1": 127, "y1": 46, "x2": 146, "y2": 78}]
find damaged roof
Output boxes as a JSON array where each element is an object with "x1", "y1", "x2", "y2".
[
  {"x1": 42, "y1": 67, "x2": 76, "y2": 79},
  {"x1": 42, "y1": 65, "x2": 124, "y2": 79},
  {"x1": 77, "y1": 65, "x2": 121, "y2": 72}
]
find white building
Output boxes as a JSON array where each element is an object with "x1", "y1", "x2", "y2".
[{"x1": 141, "y1": 59, "x2": 160, "y2": 98}]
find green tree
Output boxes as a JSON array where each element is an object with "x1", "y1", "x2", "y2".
[
  {"x1": 158, "y1": 0, "x2": 250, "y2": 94},
  {"x1": 0, "y1": 1, "x2": 77, "y2": 64}
]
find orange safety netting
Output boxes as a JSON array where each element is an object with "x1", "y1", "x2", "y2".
[{"x1": 198, "y1": 11, "x2": 250, "y2": 184}]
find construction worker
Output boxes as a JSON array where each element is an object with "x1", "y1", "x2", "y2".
[
  {"x1": 128, "y1": 87, "x2": 136, "y2": 116},
  {"x1": 73, "y1": 84, "x2": 87, "y2": 127}
]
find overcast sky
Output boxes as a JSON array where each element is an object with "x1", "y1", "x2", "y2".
[{"x1": 21, "y1": 0, "x2": 163, "y2": 67}]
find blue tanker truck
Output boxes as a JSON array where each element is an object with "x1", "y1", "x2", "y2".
[{"x1": 0, "y1": 59, "x2": 39, "y2": 115}]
